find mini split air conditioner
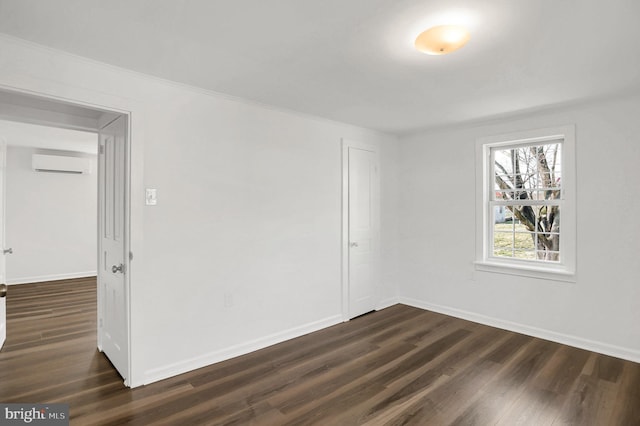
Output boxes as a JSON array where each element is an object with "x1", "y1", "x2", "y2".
[{"x1": 32, "y1": 154, "x2": 91, "y2": 174}]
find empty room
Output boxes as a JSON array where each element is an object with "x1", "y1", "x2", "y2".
[{"x1": 0, "y1": 0, "x2": 639, "y2": 425}]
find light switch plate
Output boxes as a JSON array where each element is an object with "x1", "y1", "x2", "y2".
[{"x1": 145, "y1": 188, "x2": 157, "y2": 205}]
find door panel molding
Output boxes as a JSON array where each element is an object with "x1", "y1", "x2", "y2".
[{"x1": 97, "y1": 114, "x2": 130, "y2": 384}]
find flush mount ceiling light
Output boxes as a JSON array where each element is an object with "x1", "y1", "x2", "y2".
[{"x1": 414, "y1": 25, "x2": 470, "y2": 55}]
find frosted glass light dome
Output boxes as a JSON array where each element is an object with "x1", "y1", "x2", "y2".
[{"x1": 414, "y1": 25, "x2": 470, "y2": 55}]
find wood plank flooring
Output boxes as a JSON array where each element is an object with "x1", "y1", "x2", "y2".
[{"x1": 1, "y1": 278, "x2": 639, "y2": 425}]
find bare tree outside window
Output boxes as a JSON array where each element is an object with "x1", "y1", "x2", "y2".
[{"x1": 492, "y1": 142, "x2": 561, "y2": 262}]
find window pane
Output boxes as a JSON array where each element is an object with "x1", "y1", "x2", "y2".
[
  {"x1": 492, "y1": 143, "x2": 562, "y2": 264},
  {"x1": 514, "y1": 232, "x2": 535, "y2": 250},
  {"x1": 536, "y1": 250, "x2": 560, "y2": 262},
  {"x1": 493, "y1": 143, "x2": 562, "y2": 195},
  {"x1": 495, "y1": 190, "x2": 515, "y2": 200},
  {"x1": 493, "y1": 230, "x2": 513, "y2": 258},
  {"x1": 535, "y1": 206, "x2": 560, "y2": 233},
  {"x1": 494, "y1": 150, "x2": 513, "y2": 173},
  {"x1": 493, "y1": 206, "x2": 507, "y2": 223},
  {"x1": 493, "y1": 205, "x2": 532, "y2": 259},
  {"x1": 504, "y1": 207, "x2": 514, "y2": 222},
  {"x1": 514, "y1": 250, "x2": 536, "y2": 260},
  {"x1": 491, "y1": 204, "x2": 561, "y2": 262},
  {"x1": 535, "y1": 233, "x2": 560, "y2": 262}
]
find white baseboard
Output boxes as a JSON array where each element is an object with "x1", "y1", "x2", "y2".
[
  {"x1": 7, "y1": 271, "x2": 97, "y2": 285},
  {"x1": 376, "y1": 296, "x2": 399, "y2": 311},
  {"x1": 399, "y1": 297, "x2": 640, "y2": 364},
  {"x1": 143, "y1": 314, "x2": 343, "y2": 386}
]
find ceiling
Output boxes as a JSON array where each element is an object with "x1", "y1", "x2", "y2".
[{"x1": 1, "y1": 0, "x2": 639, "y2": 135}]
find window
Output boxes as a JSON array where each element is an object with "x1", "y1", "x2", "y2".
[{"x1": 475, "y1": 125, "x2": 576, "y2": 280}]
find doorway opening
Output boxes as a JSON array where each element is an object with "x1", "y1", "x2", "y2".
[
  {"x1": 0, "y1": 88, "x2": 131, "y2": 384},
  {"x1": 2, "y1": 121, "x2": 98, "y2": 285}
]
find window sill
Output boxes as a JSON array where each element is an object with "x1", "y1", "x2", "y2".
[{"x1": 474, "y1": 260, "x2": 576, "y2": 283}]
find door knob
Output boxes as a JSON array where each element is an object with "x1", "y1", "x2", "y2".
[
  {"x1": 3, "y1": 248, "x2": 12, "y2": 255},
  {"x1": 350, "y1": 242, "x2": 358, "y2": 248},
  {"x1": 111, "y1": 264, "x2": 124, "y2": 274},
  {"x1": 0, "y1": 283, "x2": 7, "y2": 298}
]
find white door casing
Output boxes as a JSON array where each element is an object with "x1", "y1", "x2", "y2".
[
  {"x1": 0, "y1": 87, "x2": 133, "y2": 380},
  {"x1": 98, "y1": 114, "x2": 129, "y2": 381},
  {"x1": 342, "y1": 139, "x2": 380, "y2": 320},
  {"x1": 0, "y1": 140, "x2": 6, "y2": 351}
]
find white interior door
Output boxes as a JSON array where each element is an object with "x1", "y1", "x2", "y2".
[
  {"x1": 98, "y1": 115, "x2": 128, "y2": 381},
  {"x1": 343, "y1": 141, "x2": 380, "y2": 319},
  {"x1": 0, "y1": 141, "x2": 6, "y2": 351}
]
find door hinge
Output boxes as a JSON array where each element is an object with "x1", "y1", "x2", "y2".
[
  {"x1": 99, "y1": 144, "x2": 104, "y2": 154},
  {"x1": 129, "y1": 251, "x2": 133, "y2": 261}
]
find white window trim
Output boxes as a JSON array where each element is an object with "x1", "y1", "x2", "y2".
[{"x1": 475, "y1": 125, "x2": 576, "y2": 282}]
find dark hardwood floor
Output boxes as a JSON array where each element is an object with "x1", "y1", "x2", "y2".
[{"x1": 1, "y1": 278, "x2": 639, "y2": 425}]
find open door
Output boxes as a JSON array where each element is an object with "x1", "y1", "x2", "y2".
[
  {"x1": 97, "y1": 115, "x2": 129, "y2": 382},
  {"x1": 0, "y1": 141, "x2": 6, "y2": 350}
]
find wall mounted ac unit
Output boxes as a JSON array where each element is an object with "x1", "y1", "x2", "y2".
[{"x1": 32, "y1": 154, "x2": 91, "y2": 174}]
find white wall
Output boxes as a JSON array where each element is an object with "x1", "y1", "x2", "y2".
[
  {"x1": 398, "y1": 93, "x2": 640, "y2": 362},
  {"x1": 5, "y1": 147, "x2": 97, "y2": 284},
  {"x1": 139, "y1": 99, "x2": 398, "y2": 383},
  {"x1": 0, "y1": 36, "x2": 399, "y2": 385},
  {"x1": 379, "y1": 138, "x2": 400, "y2": 306}
]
